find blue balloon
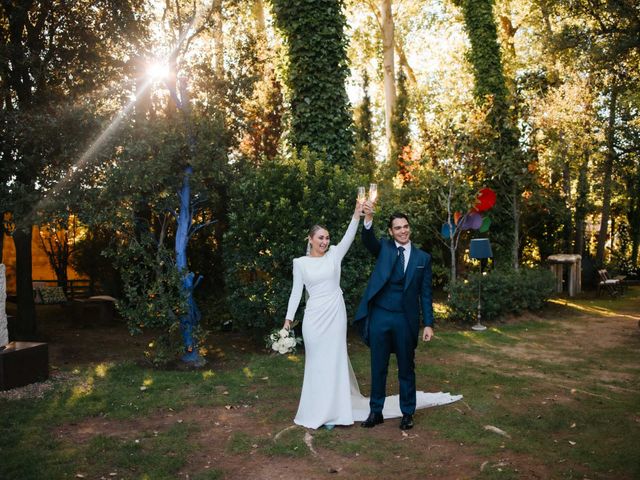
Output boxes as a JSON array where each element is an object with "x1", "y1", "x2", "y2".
[{"x1": 441, "y1": 223, "x2": 454, "y2": 239}]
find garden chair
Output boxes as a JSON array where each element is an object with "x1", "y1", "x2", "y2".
[{"x1": 596, "y1": 269, "x2": 625, "y2": 297}]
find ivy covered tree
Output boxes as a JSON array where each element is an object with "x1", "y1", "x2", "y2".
[
  {"x1": 270, "y1": 0, "x2": 354, "y2": 167},
  {"x1": 454, "y1": 0, "x2": 525, "y2": 268}
]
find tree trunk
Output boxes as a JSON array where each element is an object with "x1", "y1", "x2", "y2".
[
  {"x1": 628, "y1": 164, "x2": 640, "y2": 266},
  {"x1": 381, "y1": 0, "x2": 396, "y2": 160},
  {"x1": 511, "y1": 185, "x2": 519, "y2": 269},
  {"x1": 395, "y1": 34, "x2": 417, "y2": 85},
  {"x1": 574, "y1": 151, "x2": 590, "y2": 256},
  {"x1": 13, "y1": 228, "x2": 36, "y2": 338},
  {"x1": 0, "y1": 219, "x2": 4, "y2": 264},
  {"x1": 364, "y1": 0, "x2": 416, "y2": 86},
  {"x1": 253, "y1": 0, "x2": 266, "y2": 39},
  {"x1": 562, "y1": 153, "x2": 573, "y2": 252},
  {"x1": 450, "y1": 236, "x2": 457, "y2": 285},
  {"x1": 457, "y1": 0, "x2": 522, "y2": 268},
  {"x1": 596, "y1": 86, "x2": 618, "y2": 265}
]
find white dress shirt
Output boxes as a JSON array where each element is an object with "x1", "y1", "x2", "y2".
[{"x1": 363, "y1": 220, "x2": 410, "y2": 271}]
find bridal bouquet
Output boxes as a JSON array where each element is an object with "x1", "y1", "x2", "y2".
[{"x1": 266, "y1": 327, "x2": 302, "y2": 355}]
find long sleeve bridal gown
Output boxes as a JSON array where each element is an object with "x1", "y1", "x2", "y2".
[
  {"x1": 286, "y1": 217, "x2": 462, "y2": 429},
  {"x1": 286, "y1": 216, "x2": 360, "y2": 429}
]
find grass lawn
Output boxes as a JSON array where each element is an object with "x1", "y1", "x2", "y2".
[{"x1": 1, "y1": 287, "x2": 639, "y2": 479}]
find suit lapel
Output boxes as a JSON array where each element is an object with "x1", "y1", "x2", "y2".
[
  {"x1": 384, "y1": 239, "x2": 396, "y2": 280},
  {"x1": 403, "y1": 244, "x2": 418, "y2": 290},
  {"x1": 366, "y1": 239, "x2": 396, "y2": 303}
]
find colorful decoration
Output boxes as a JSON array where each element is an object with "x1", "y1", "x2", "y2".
[
  {"x1": 441, "y1": 222, "x2": 454, "y2": 239},
  {"x1": 441, "y1": 187, "x2": 496, "y2": 238},
  {"x1": 479, "y1": 216, "x2": 491, "y2": 233},
  {"x1": 474, "y1": 187, "x2": 496, "y2": 212}
]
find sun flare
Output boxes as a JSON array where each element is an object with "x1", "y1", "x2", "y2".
[{"x1": 146, "y1": 61, "x2": 171, "y2": 80}]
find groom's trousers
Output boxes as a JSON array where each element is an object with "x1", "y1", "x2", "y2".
[{"x1": 368, "y1": 306, "x2": 417, "y2": 415}]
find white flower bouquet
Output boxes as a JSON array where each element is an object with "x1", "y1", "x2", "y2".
[{"x1": 266, "y1": 326, "x2": 302, "y2": 355}]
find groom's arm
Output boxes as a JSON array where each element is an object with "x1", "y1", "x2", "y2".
[
  {"x1": 362, "y1": 220, "x2": 381, "y2": 257},
  {"x1": 362, "y1": 200, "x2": 381, "y2": 256}
]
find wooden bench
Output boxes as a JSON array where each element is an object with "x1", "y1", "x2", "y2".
[{"x1": 71, "y1": 295, "x2": 117, "y2": 325}]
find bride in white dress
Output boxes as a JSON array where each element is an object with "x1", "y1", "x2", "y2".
[
  {"x1": 284, "y1": 202, "x2": 362, "y2": 428},
  {"x1": 284, "y1": 203, "x2": 462, "y2": 429}
]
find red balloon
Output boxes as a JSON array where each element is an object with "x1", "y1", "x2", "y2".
[{"x1": 475, "y1": 188, "x2": 496, "y2": 212}]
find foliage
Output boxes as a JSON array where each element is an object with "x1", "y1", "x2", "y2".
[
  {"x1": 36, "y1": 213, "x2": 81, "y2": 290},
  {"x1": 390, "y1": 69, "x2": 411, "y2": 180},
  {"x1": 0, "y1": 1, "x2": 149, "y2": 335},
  {"x1": 74, "y1": 108, "x2": 229, "y2": 363},
  {"x1": 224, "y1": 150, "x2": 372, "y2": 331},
  {"x1": 454, "y1": 0, "x2": 525, "y2": 267},
  {"x1": 353, "y1": 70, "x2": 376, "y2": 178},
  {"x1": 70, "y1": 226, "x2": 122, "y2": 297},
  {"x1": 447, "y1": 267, "x2": 555, "y2": 322},
  {"x1": 236, "y1": 67, "x2": 285, "y2": 164},
  {"x1": 270, "y1": 0, "x2": 354, "y2": 167},
  {"x1": 105, "y1": 234, "x2": 187, "y2": 366},
  {"x1": 225, "y1": 13, "x2": 285, "y2": 165}
]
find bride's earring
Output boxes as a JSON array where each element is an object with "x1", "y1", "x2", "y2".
[{"x1": 306, "y1": 241, "x2": 312, "y2": 256}]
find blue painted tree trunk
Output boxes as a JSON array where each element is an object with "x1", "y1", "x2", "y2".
[{"x1": 176, "y1": 166, "x2": 203, "y2": 364}]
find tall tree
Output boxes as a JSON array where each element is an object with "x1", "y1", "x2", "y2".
[
  {"x1": 353, "y1": 71, "x2": 376, "y2": 178},
  {"x1": 390, "y1": 69, "x2": 411, "y2": 181},
  {"x1": 362, "y1": 0, "x2": 417, "y2": 86},
  {"x1": 596, "y1": 85, "x2": 619, "y2": 265},
  {"x1": 454, "y1": 0, "x2": 524, "y2": 268},
  {"x1": 270, "y1": 0, "x2": 354, "y2": 167},
  {"x1": 550, "y1": 0, "x2": 639, "y2": 265},
  {"x1": 0, "y1": 1, "x2": 147, "y2": 336},
  {"x1": 381, "y1": 0, "x2": 396, "y2": 159}
]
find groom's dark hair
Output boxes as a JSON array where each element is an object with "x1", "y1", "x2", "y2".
[{"x1": 387, "y1": 212, "x2": 410, "y2": 229}]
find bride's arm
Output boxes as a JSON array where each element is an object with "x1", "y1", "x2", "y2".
[
  {"x1": 283, "y1": 258, "x2": 303, "y2": 328},
  {"x1": 332, "y1": 201, "x2": 362, "y2": 262}
]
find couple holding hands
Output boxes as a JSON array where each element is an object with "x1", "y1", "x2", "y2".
[{"x1": 283, "y1": 195, "x2": 460, "y2": 431}]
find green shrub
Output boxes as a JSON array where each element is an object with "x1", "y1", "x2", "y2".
[
  {"x1": 105, "y1": 234, "x2": 187, "y2": 366},
  {"x1": 223, "y1": 150, "x2": 373, "y2": 331},
  {"x1": 447, "y1": 267, "x2": 555, "y2": 322}
]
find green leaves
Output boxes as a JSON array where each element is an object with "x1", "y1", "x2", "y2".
[
  {"x1": 447, "y1": 267, "x2": 555, "y2": 322},
  {"x1": 270, "y1": 0, "x2": 354, "y2": 168},
  {"x1": 224, "y1": 150, "x2": 371, "y2": 330}
]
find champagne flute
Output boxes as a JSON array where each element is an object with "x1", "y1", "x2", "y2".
[
  {"x1": 357, "y1": 186, "x2": 366, "y2": 205},
  {"x1": 357, "y1": 186, "x2": 366, "y2": 216},
  {"x1": 368, "y1": 183, "x2": 378, "y2": 203}
]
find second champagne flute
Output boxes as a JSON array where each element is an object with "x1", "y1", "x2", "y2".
[{"x1": 368, "y1": 183, "x2": 378, "y2": 203}]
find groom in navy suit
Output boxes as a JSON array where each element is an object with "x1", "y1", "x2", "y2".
[{"x1": 354, "y1": 202, "x2": 434, "y2": 430}]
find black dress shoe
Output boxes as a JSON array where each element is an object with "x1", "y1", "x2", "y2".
[
  {"x1": 361, "y1": 412, "x2": 384, "y2": 428},
  {"x1": 399, "y1": 414, "x2": 414, "y2": 430}
]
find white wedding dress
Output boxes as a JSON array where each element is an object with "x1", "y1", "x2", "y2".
[{"x1": 286, "y1": 217, "x2": 462, "y2": 429}]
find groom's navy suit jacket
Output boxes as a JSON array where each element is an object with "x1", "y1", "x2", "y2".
[{"x1": 354, "y1": 225, "x2": 434, "y2": 348}]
